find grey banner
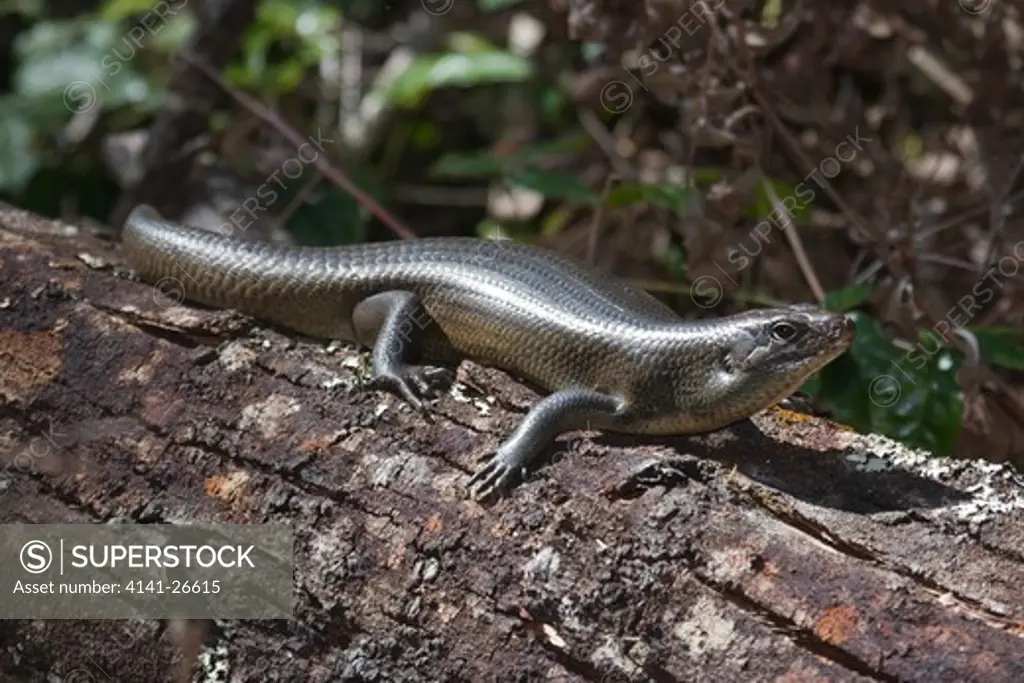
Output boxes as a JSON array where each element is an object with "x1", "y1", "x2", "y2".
[{"x1": 1, "y1": 524, "x2": 293, "y2": 619}]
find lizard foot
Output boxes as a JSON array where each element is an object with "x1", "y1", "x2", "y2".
[
  {"x1": 415, "y1": 365, "x2": 455, "y2": 390},
  {"x1": 374, "y1": 365, "x2": 452, "y2": 416},
  {"x1": 467, "y1": 450, "x2": 522, "y2": 502}
]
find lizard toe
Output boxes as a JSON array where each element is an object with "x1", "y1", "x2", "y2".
[
  {"x1": 374, "y1": 371, "x2": 426, "y2": 413},
  {"x1": 408, "y1": 366, "x2": 438, "y2": 396},
  {"x1": 408, "y1": 365, "x2": 454, "y2": 398},
  {"x1": 468, "y1": 454, "x2": 518, "y2": 502}
]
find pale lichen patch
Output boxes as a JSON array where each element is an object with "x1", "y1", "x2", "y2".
[
  {"x1": 217, "y1": 342, "x2": 256, "y2": 372},
  {"x1": 160, "y1": 307, "x2": 207, "y2": 329},
  {"x1": 238, "y1": 394, "x2": 301, "y2": 440},
  {"x1": 697, "y1": 429, "x2": 739, "y2": 449},
  {"x1": 364, "y1": 449, "x2": 433, "y2": 488},
  {"x1": 836, "y1": 429, "x2": 1024, "y2": 524},
  {"x1": 673, "y1": 595, "x2": 737, "y2": 655},
  {"x1": 590, "y1": 637, "x2": 643, "y2": 678},
  {"x1": 118, "y1": 347, "x2": 166, "y2": 384},
  {"x1": 522, "y1": 546, "x2": 560, "y2": 583}
]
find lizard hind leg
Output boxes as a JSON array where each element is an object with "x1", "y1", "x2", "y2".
[{"x1": 352, "y1": 290, "x2": 449, "y2": 413}]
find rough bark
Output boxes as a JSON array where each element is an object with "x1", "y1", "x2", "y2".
[{"x1": 1, "y1": 202, "x2": 1023, "y2": 682}]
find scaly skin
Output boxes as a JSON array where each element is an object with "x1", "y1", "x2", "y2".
[{"x1": 122, "y1": 205, "x2": 855, "y2": 500}]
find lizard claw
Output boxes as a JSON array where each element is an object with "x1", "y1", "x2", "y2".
[
  {"x1": 373, "y1": 365, "x2": 451, "y2": 417},
  {"x1": 468, "y1": 451, "x2": 521, "y2": 502},
  {"x1": 375, "y1": 371, "x2": 425, "y2": 410},
  {"x1": 409, "y1": 365, "x2": 453, "y2": 396}
]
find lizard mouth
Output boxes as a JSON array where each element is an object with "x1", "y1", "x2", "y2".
[
  {"x1": 831, "y1": 314, "x2": 857, "y2": 349},
  {"x1": 788, "y1": 313, "x2": 855, "y2": 380}
]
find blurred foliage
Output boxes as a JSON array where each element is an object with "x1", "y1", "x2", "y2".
[
  {"x1": 228, "y1": 1, "x2": 341, "y2": 94},
  {"x1": 0, "y1": 0, "x2": 1020, "y2": 458},
  {"x1": 802, "y1": 307, "x2": 965, "y2": 456},
  {"x1": 387, "y1": 44, "x2": 533, "y2": 108}
]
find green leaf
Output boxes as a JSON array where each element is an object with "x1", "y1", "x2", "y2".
[
  {"x1": 477, "y1": 0, "x2": 526, "y2": 10},
  {"x1": 605, "y1": 184, "x2": 693, "y2": 212},
  {"x1": 581, "y1": 43, "x2": 605, "y2": 61},
  {"x1": 148, "y1": 13, "x2": 196, "y2": 54},
  {"x1": 2, "y1": 0, "x2": 44, "y2": 16},
  {"x1": 823, "y1": 282, "x2": 874, "y2": 312},
  {"x1": 431, "y1": 149, "x2": 505, "y2": 179},
  {"x1": 662, "y1": 244, "x2": 688, "y2": 281},
  {"x1": 800, "y1": 371, "x2": 822, "y2": 397},
  {"x1": 13, "y1": 19, "x2": 158, "y2": 115},
  {"x1": 446, "y1": 32, "x2": 500, "y2": 54},
  {"x1": 691, "y1": 167, "x2": 724, "y2": 184},
  {"x1": 0, "y1": 100, "x2": 40, "y2": 193},
  {"x1": 94, "y1": 0, "x2": 192, "y2": 51},
  {"x1": 746, "y1": 179, "x2": 809, "y2": 223},
  {"x1": 971, "y1": 327, "x2": 1024, "y2": 371},
  {"x1": 99, "y1": 0, "x2": 169, "y2": 21},
  {"x1": 761, "y1": 0, "x2": 783, "y2": 25},
  {"x1": 411, "y1": 122, "x2": 441, "y2": 149},
  {"x1": 507, "y1": 169, "x2": 597, "y2": 203},
  {"x1": 285, "y1": 183, "x2": 367, "y2": 247},
  {"x1": 540, "y1": 86, "x2": 569, "y2": 124},
  {"x1": 429, "y1": 135, "x2": 591, "y2": 179},
  {"x1": 901, "y1": 133, "x2": 924, "y2": 161},
  {"x1": 804, "y1": 312, "x2": 963, "y2": 456},
  {"x1": 228, "y1": 1, "x2": 339, "y2": 95},
  {"x1": 258, "y1": 0, "x2": 302, "y2": 28},
  {"x1": 386, "y1": 51, "x2": 533, "y2": 108}
]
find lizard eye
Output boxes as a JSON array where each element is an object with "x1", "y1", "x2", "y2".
[{"x1": 770, "y1": 321, "x2": 801, "y2": 343}]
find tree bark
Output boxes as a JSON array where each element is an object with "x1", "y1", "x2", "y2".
[{"x1": 1, "y1": 202, "x2": 1023, "y2": 682}]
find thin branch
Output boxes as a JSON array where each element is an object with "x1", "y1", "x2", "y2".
[
  {"x1": 182, "y1": 53, "x2": 418, "y2": 241},
  {"x1": 759, "y1": 177, "x2": 825, "y2": 301}
]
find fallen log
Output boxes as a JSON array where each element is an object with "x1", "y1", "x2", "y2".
[{"x1": 1, "y1": 203, "x2": 1022, "y2": 682}]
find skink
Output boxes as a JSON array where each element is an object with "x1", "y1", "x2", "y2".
[{"x1": 122, "y1": 205, "x2": 855, "y2": 500}]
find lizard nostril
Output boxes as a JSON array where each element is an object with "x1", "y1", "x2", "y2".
[{"x1": 841, "y1": 316, "x2": 856, "y2": 340}]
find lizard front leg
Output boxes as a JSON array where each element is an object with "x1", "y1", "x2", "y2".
[{"x1": 469, "y1": 388, "x2": 625, "y2": 501}]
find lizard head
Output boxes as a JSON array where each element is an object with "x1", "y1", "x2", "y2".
[
  {"x1": 719, "y1": 304, "x2": 855, "y2": 409},
  {"x1": 626, "y1": 304, "x2": 855, "y2": 435}
]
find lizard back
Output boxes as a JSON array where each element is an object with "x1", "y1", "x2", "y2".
[{"x1": 122, "y1": 208, "x2": 683, "y2": 392}]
